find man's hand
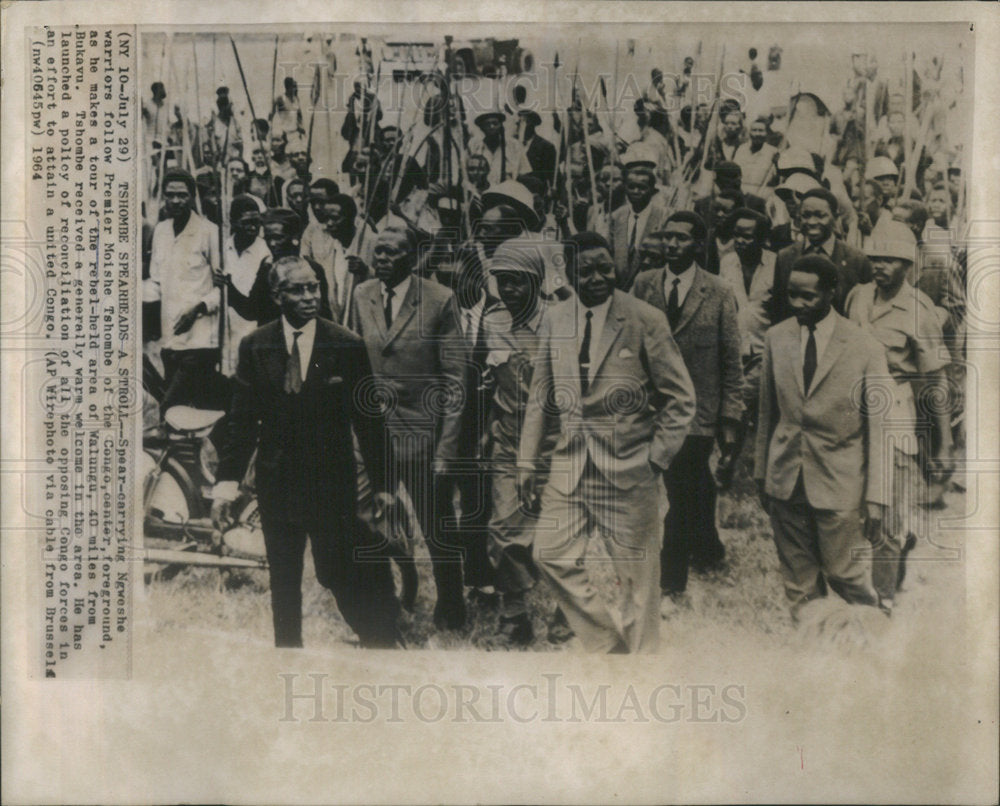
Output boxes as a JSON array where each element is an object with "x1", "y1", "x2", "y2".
[
  {"x1": 372, "y1": 491, "x2": 396, "y2": 522},
  {"x1": 719, "y1": 420, "x2": 740, "y2": 452},
  {"x1": 928, "y1": 446, "x2": 955, "y2": 484},
  {"x1": 432, "y1": 457, "x2": 449, "y2": 477},
  {"x1": 210, "y1": 498, "x2": 233, "y2": 532},
  {"x1": 517, "y1": 467, "x2": 538, "y2": 513},
  {"x1": 211, "y1": 264, "x2": 227, "y2": 286},
  {"x1": 173, "y1": 302, "x2": 207, "y2": 335},
  {"x1": 346, "y1": 255, "x2": 368, "y2": 277},
  {"x1": 865, "y1": 502, "x2": 888, "y2": 546},
  {"x1": 552, "y1": 201, "x2": 569, "y2": 222}
]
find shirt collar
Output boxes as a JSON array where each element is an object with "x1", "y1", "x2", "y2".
[
  {"x1": 281, "y1": 315, "x2": 316, "y2": 345},
  {"x1": 577, "y1": 294, "x2": 613, "y2": 319},
  {"x1": 803, "y1": 307, "x2": 836, "y2": 338},
  {"x1": 382, "y1": 274, "x2": 411, "y2": 301},
  {"x1": 806, "y1": 234, "x2": 837, "y2": 257},
  {"x1": 666, "y1": 263, "x2": 696, "y2": 282}
]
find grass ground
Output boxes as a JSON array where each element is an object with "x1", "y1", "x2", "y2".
[{"x1": 142, "y1": 448, "x2": 965, "y2": 654}]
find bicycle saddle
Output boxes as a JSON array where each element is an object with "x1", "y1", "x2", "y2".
[{"x1": 163, "y1": 405, "x2": 226, "y2": 436}]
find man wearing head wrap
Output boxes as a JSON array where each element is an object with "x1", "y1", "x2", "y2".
[
  {"x1": 845, "y1": 221, "x2": 953, "y2": 614},
  {"x1": 481, "y1": 236, "x2": 561, "y2": 644},
  {"x1": 144, "y1": 168, "x2": 223, "y2": 412},
  {"x1": 221, "y1": 195, "x2": 271, "y2": 376},
  {"x1": 224, "y1": 207, "x2": 332, "y2": 327}
]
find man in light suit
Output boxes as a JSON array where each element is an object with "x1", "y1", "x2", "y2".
[
  {"x1": 770, "y1": 187, "x2": 873, "y2": 323},
  {"x1": 211, "y1": 257, "x2": 401, "y2": 648},
  {"x1": 610, "y1": 153, "x2": 674, "y2": 291},
  {"x1": 631, "y1": 211, "x2": 744, "y2": 597},
  {"x1": 518, "y1": 232, "x2": 696, "y2": 653},
  {"x1": 352, "y1": 227, "x2": 469, "y2": 630},
  {"x1": 755, "y1": 254, "x2": 889, "y2": 617}
]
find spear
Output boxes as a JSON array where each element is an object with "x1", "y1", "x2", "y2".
[{"x1": 575, "y1": 66, "x2": 599, "y2": 213}]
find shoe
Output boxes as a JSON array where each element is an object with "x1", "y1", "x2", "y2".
[
  {"x1": 896, "y1": 533, "x2": 917, "y2": 591},
  {"x1": 467, "y1": 586, "x2": 501, "y2": 611},
  {"x1": 497, "y1": 613, "x2": 534, "y2": 646},
  {"x1": 433, "y1": 598, "x2": 467, "y2": 631},
  {"x1": 546, "y1": 607, "x2": 575, "y2": 644}
]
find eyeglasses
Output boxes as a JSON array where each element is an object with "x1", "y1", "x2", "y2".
[{"x1": 281, "y1": 281, "x2": 320, "y2": 297}]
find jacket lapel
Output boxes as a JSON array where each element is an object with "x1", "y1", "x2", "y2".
[
  {"x1": 261, "y1": 321, "x2": 289, "y2": 390},
  {"x1": 674, "y1": 267, "x2": 708, "y2": 335},
  {"x1": 807, "y1": 313, "x2": 849, "y2": 395},
  {"x1": 777, "y1": 320, "x2": 804, "y2": 397},
  {"x1": 363, "y1": 282, "x2": 388, "y2": 341},
  {"x1": 383, "y1": 276, "x2": 419, "y2": 349},
  {"x1": 589, "y1": 293, "x2": 625, "y2": 381}
]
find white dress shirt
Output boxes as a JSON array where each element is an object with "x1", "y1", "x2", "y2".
[
  {"x1": 576, "y1": 296, "x2": 612, "y2": 383},
  {"x1": 459, "y1": 293, "x2": 488, "y2": 343},
  {"x1": 381, "y1": 275, "x2": 411, "y2": 325},
  {"x1": 282, "y1": 315, "x2": 316, "y2": 381},
  {"x1": 145, "y1": 212, "x2": 221, "y2": 351},
  {"x1": 799, "y1": 307, "x2": 836, "y2": 368},
  {"x1": 664, "y1": 264, "x2": 697, "y2": 309},
  {"x1": 222, "y1": 234, "x2": 271, "y2": 376}
]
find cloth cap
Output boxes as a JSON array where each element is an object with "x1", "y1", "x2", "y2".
[
  {"x1": 482, "y1": 180, "x2": 540, "y2": 228},
  {"x1": 488, "y1": 234, "x2": 546, "y2": 277},
  {"x1": 622, "y1": 142, "x2": 658, "y2": 170},
  {"x1": 775, "y1": 172, "x2": 821, "y2": 196},
  {"x1": 777, "y1": 148, "x2": 816, "y2": 173},
  {"x1": 868, "y1": 155, "x2": 899, "y2": 178}
]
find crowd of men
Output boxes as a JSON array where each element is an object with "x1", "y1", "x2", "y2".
[{"x1": 142, "y1": 43, "x2": 968, "y2": 651}]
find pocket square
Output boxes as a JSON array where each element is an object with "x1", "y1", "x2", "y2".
[
  {"x1": 618, "y1": 348, "x2": 635, "y2": 359},
  {"x1": 325, "y1": 375, "x2": 344, "y2": 386}
]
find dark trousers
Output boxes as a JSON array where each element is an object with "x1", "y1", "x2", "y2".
[
  {"x1": 160, "y1": 348, "x2": 219, "y2": 412},
  {"x1": 259, "y1": 510, "x2": 401, "y2": 648},
  {"x1": 661, "y1": 434, "x2": 725, "y2": 593},
  {"x1": 447, "y1": 465, "x2": 496, "y2": 589},
  {"x1": 393, "y1": 452, "x2": 466, "y2": 627}
]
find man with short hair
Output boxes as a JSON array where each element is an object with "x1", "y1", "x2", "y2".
[
  {"x1": 352, "y1": 227, "x2": 469, "y2": 631},
  {"x1": 211, "y1": 256, "x2": 402, "y2": 648},
  {"x1": 518, "y1": 231, "x2": 696, "y2": 652},
  {"x1": 145, "y1": 169, "x2": 223, "y2": 412},
  {"x1": 221, "y1": 195, "x2": 270, "y2": 377},
  {"x1": 610, "y1": 161, "x2": 673, "y2": 290},
  {"x1": 225, "y1": 207, "x2": 332, "y2": 327},
  {"x1": 632, "y1": 211, "x2": 744, "y2": 597},
  {"x1": 733, "y1": 117, "x2": 778, "y2": 197},
  {"x1": 770, "y1": 187, "x2": 873, "y2": 322},
  {"x1": 755, "y1": 254, "x2": 889, "y2": 617}
]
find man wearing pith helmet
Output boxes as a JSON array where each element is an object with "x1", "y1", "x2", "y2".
[{"x1": 845, "y1": 219, "x2": 953, "y2": 615}]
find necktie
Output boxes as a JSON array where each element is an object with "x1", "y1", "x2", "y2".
[
  {"x1": 579, "y1": 310, "x2": 593, "y2": 395},
  {"x1": 667, "y1": 277, "x2": 681, "y2": 330},
  {"x1": 803, "y1": 323, "x2": 817, "y2": 393},
  {"x1": 384, "y1": 287, "x2": 394, "y2": 329},
  {"x1": 628, "y1": 214, "x2": 638, "y2": 267},
  {"x1": 284, "y1": 330, "x2": 303, "y2": 395}
]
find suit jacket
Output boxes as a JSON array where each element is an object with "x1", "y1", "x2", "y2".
[
  {"x1": 518, "y1": 291, "x2": 696, "y2": 495},
  {"x1": 770, "y1": 239, "x2": 873, "y2": 323},
  {"x1": 217, "y1": 317, "x2": 388, "y2": 525},
  {"x1": 753, "y1": 312, "x2": 890, "y2": 510},
  {"x1": 610, "y1": 193, "x2": 674, "y2": 291},
  {"x1": 523, "y1": 134, "x2": 558, "y2": 184},
  {"x1": 631, "y1": 266, "x2": 744, "y2": 436},
  {"x1": 352, "y1": 275, "x2": 466, "y2": 464}
]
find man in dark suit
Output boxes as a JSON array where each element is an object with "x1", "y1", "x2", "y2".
[
  {"x1": 352, "y1": 227, "x2": 469, "y2": 630},
  {"x1": 512, "y1": 110, "x2": 558, "y2": 186},
  {"x1": 770, "y1": 187, "x2": 873, "y2": 323},
  {"x1": 211, "y1": 256, "x2": 401, "y2": 648},
  {"x1": 610, "y1": 159, "x2": 674, "y2": 291},
  {"x1": 631, "y1": 211, "x2": 744, "y2": 597}
]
